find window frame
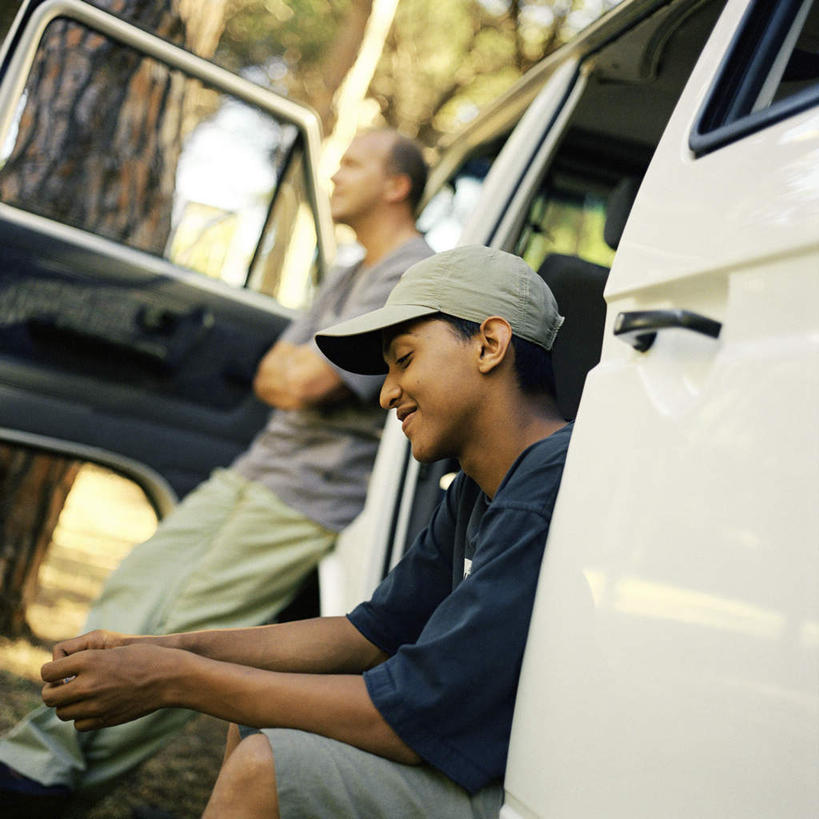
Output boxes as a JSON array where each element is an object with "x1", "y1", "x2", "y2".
[
  {"x1": 689, "y1": 0, "x2": 819, "y2": 157},
  {"x1": 0, "y1": 0, "x2": 335, "y2": 292}
]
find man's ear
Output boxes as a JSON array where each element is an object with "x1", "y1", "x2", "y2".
[
  {"x1": 476, "y1": 316, "x2": 513, "y2": 374},
  {"x1": 384, "y1": 172, "x2": 412, "y2": 204}
]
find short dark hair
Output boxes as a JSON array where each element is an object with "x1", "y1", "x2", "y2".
[
  {"x1": 385, "y1": 134, "x2": 428, "y2": 213},
  {"x1": 437, "y1": 313, "x2": 557, "y2": 398}
]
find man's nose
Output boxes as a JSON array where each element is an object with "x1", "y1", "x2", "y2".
[{"x1": 380, "y1": 373, "x2": 400, "y2": 410}]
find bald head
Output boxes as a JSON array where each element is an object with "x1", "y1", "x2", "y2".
[
  {"x1": 330, "y1": 130, "x2": 427, "y2": 229},
  {"x1": 380, "y1": 130, "x2": 428, "y2": 212}
]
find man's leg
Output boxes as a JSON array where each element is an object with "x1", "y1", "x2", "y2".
[
  {"x1": 229, "y1": 728, "x2": 505, "y2": 819},
  {"x1": 0, "y1": 471, "x2": 334, "y2": 791},
  {"x1": 157, "y1": 477, "x2": 335, "y2": 635},
  {"x1": 222, "y1": 722, "x2": 243, "y2": 765},
  {"x1": 203, "y1": 733, "x2": 279, "y2": 819}
]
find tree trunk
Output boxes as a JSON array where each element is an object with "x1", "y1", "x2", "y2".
[
  {"x1": 0, "y1": 445, "x2": 80, "y2": 639},
  {"x1": 0, "y1": 0, "x2": 227, "y2": 252},
  {"x1": 294, "y1": 0, "x2": 374, "y2": 135}
]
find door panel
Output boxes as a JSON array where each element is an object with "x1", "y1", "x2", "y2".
[
  {"x1": 0, "y1": 1, "x2": 333, "y2": 502},
  {"x1": 0, "y1": 210, "x2": 285, "y2": 499},
  {"x1": 506, "y1": 0, "x2": 819, "y2": 815}
]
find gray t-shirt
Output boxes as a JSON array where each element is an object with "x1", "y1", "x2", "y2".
[{"x1": 232, "y1": 237, "x2": 433, "y2": 532}]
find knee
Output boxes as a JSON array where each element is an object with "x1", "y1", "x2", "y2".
[
  {"x1": 226, "y1": 722, "x2": 241, "y2": 749},
  {"x1": 229, "y1": 734, "x2": 276, "y2": 785},
  {"x1": 213, "y1": 734, "x2": 278, "y2": 817},
  {"x1": 207, "y1": 733, "x2": 279, "y2": 818}
]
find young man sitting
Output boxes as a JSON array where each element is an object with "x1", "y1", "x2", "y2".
[{"x1": 39, "y1": 245, "x2": 572, "y2": 818}]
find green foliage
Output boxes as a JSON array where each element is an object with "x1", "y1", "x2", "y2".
[
  {"x1": 368, "y1": 0, "x2": 624, "y2": 145},
  {"x1": 368, "y1": 0, "x2": 507, "y2": 142},
  {"x1": 217, "y1": 0, "x2": 353, "y2": 76},
  {"x1": 0, "y1": 0, "x2": 623, "y2": 148},
  {"x1": 68, "y1": 0, "x2": 624, "y2": 147}
]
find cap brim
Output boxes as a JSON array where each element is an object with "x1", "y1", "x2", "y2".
[{"x1": 315, "y1": 303, "x2": 438, "y2": 375}]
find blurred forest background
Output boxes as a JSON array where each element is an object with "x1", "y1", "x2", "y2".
[{"x1": 1, "y1": 0, "x2": 621, "y2": 152}]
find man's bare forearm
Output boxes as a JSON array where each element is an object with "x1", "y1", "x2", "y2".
[
  {"x1": 155, "y1": 616, "x2": 387, "y2": 673},
  {"x1": 169, "y1": 656, "x2": 419, "y2": 763},
  {"x1": 50, "y1": 617, "x2": 387, "y2": 679}
]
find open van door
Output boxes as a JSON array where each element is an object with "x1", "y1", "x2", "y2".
[
  {"x1": 504, "y1": 0, "x2": 819, "y2": 815},
  {"x1": 0, "y1": 0, "x2": 334, "y2": 510}
]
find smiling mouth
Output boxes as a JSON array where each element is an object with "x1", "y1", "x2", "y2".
[{"x1": 396, "y1": 406, "x2": 416, "y2": 431}]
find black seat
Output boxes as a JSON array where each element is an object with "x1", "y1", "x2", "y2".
[
  {"x1": 538, "y1": 254, "x2": 609, "y2": 421},
  {"x1": 603, "y1": 176, "x2": 642, "y2": 253}
]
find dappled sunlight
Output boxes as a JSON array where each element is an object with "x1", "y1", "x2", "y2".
[
  {"x1": 0, "y1": 639, "x2": 51, "y2": 682},
  {"x1": 0, "y1": 464, "x2": 158, "y2": 680},
  {"x1": 55, "y1": 465, "x2": 158, "y2": 551}
]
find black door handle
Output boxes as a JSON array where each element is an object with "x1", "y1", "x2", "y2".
[{"x1": 614, "y1": 309, "x2": 722, "y2": 352}]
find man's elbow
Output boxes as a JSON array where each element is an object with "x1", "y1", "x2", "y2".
[
  {"x1": 367, "y1": 715, "x2": 422, "y2": 765},
  {"x1": 369, "y1": 727, "x2": 422, "y2": 766},
  {"x1": 252, "y1": 370, "x2": 348, "y2": 411},
  {"x1": 251, "y1": 372, "x2": 269, "y2": 402},
  {"x1": 252, "y1": 372, "x2": 304, "y2": 410},
  {"x1": 392, "y1": 744, "x2": 422, "y2": 766}
]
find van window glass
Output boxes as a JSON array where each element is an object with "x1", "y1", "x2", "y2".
[
  {"x1": 690, "y1": 0, "x2": 819, "y2": 155},
  {"x1": 516, "y1": 182, "x2": 615, "y2": 272},
  {"x1": 0, "y1": 19, "x2": 319, "y2": 310},
  {"x1": 418, "y1": 156, "x2": 493, "y2": 251}
]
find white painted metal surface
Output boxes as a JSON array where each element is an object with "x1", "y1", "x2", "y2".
[
  {"x1": 319, "y1": 415, "x2": 408, "y2": 615},
  {"x1": 503, "y1": 0, "x2": 819, "y2": 816}
]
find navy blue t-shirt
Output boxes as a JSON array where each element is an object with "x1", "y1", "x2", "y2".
[{"x1": 348, "y1": 423, "x2": 573, "y2": 793}]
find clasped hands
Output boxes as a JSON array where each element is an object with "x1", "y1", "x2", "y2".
[{"x1": 41, "y1": 630, "x2": 177, "y2": 732}]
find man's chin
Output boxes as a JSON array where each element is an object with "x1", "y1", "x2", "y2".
[
  {"x1": 330, "y1": 206, "x2": 351, "y2": 226},
  {"x1": 409, "y1": 441, "x2": 447, "y2": 465}
]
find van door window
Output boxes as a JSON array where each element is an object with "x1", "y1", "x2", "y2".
[
  {"x1": 0, "y1": 18, "x2": 321, "y2": 310},
  {"x1": 513, "y1": 130, "x2": 652, "y2": 272},
  {"x1": 690, "y1": 0, "x2": 819, "y2": 155},
  {"x1": 516, "y1": 183, "x2": 613, "y2": 272},
  {"x1": 418, "y1": 155, "x2": 494, "y2": 251},
  {"x1": 488, "y1": 0, "x2": 729, "y2": 260}
]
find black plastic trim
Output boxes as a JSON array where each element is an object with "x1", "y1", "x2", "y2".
[
  {"x1": 690, "y1": 0, "x2": 819, "y2": 157},
  {"x1": 381, "y1": 440, "x2": 412, "y2": 581},
  {"x1": 614, "y1": 309, "x2": 722, "y2": 352}
]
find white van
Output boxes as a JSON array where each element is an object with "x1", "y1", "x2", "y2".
[{"x1": 333, "y1": 0, "x2": 819, "y2": 815}]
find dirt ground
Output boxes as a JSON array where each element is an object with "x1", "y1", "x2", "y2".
[{"x1": 0, "y1": 465, "x2": 226, "y2": 818}]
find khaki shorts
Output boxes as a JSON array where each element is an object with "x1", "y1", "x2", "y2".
[{"x1": 239, "y1": 727, "x2": 504, "y2": 818}]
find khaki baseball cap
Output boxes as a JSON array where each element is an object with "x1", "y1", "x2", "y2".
[{"x1": 315, "y1": 244, "x2": 564, "y2": 375}]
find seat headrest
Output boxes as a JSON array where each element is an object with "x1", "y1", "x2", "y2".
[
  {"x1": 537, "y1": 254, "x2": 609, "y2": 421},
  {"x1": 604, "y1": 176, "x2": 641, "y2": 250}
]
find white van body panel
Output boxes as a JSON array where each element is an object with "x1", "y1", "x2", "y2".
[
  {"x1": 503, "y1": 0, "x2": 819, "y2": 816},
  {"x1": 319, "y1": 415, "x2": 407, "y2": 615}
]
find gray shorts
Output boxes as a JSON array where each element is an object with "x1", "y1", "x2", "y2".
[{"x1": 239, "y1": 726, "x2": 504, "y2": 818}]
